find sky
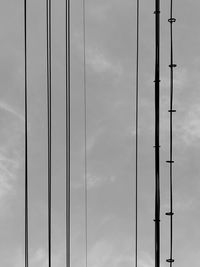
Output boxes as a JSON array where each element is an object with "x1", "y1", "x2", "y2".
[{"x1": 0, "y1": 0, "x2": 200, "y2": 266}]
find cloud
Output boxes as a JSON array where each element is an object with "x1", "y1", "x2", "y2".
[
  {"x1": 73, "y1": 32, "x2": 123, "y2": 79},
  {"x1": 0, "y1": 152, "x2": 19, "y2": 199},
  {"x1": 138, "y1": 252, "x2": 154, "y2": 267},
  {"x1": 163, "y1": 196, "x2": 195, "y2": 213},
  {"x1": 0, "y1": 101, "x2": 24, "y2": 209},
  {"x1": 74, "y1": 239, "x2": 153, "y2": 267},
  {"x1": 174, "y1": 68, "x2": 189, "y2": 91},
  {"x1": 13, "y1": 248, "x2": 65, "y2": 267},
  {"x1": 88, "y1": 2, "x2": 110, "y2": 22},
  {"x1": 175, "y1": 198, "x2": 195, "y2": 212},
  {"x1": 13, "y1": 249, "x2": 24, "y2": 267},
  {"x1": 30, "y1": 249, "x2": 48, "y2": 267},
  {"x1": 87, "y1": 126, "x2": 105, "y2": 153},
  {"x1": 11, "y1": 246, "x2": 153, "y2": 267},
  {"x1": 72, "y1": 173, "x2": 116, "y2": 190},
  {"x1": 162, "y1": 68, "x2": 188, "y2": 92},
  {"x1": 87, "y1": 239, "x2": 133, "y2": 267},
  {"x1": 177, "y1": 104, "x2": 200, "y2": 145},
  {"x1": 88, "y1": 240, "x2": 113, "y2": 267},
  {"x1": 87, "y1": 47, "x2": 123, "y2": 77},
  {"x1": 0, "y1": 101, "x2": 24, "y2": 121},
  {"x1": 87, "y1": 173, "x2": 116, "y2": 189}
]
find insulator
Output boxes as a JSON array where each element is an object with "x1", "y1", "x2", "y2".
[
  {"x1": 168, "y1": 18, "x2": 176, "y2": 23},
  {"x1": 166, "y1": 160, "x2": 174, "y2": 163},
  {"x1": 153, "y1": 145, "x2": 161, "y2": 148},
  {"x1": 165, "y1": 212, "x2": 174, "y2": 216},
  {"x1": 154, "y1": 10, "x2": 161, "y2": 14},
  {"x1": 166, "y1": 259, "x2": 175, "y2": 263},
  {"x1": 169, "y1": 64, "x2": 177, "y2": 68}
]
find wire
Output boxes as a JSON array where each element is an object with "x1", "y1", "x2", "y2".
[
  {"x1": 154, "y1": 0, "x2": 161, "y2": 267},
  {"x1": 46, "y1": 0, "x2": 52, "y2": 266},
  {"x1": 66, "y1": 0, "x2": 71, "y2": 267},
  {"x1": 24, "y1": 0, "x2": 28, "y2": 266},
  {"x1": 135, "y1": 0, "x2": 140, "y2": 266},
  {"x1": 82, "y1": 0, "x2": 88, "y2": 267},
  {"x1": 166, "y1": 0, "x2": 176, "y2": 266}
]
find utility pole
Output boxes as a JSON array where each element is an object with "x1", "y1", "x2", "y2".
[{"x1": 154, "y1": 0, "x2": 160, "y2": 267}]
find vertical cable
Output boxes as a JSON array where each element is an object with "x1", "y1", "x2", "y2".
[
  {"x1": 82, "y1": 0, "x2": 88, "y2": 267},
  {"x1": 66, "y1": 0, "x2": 71, "y2": 267},
  {"x1": 46, "y1": 0, "x2": 52, "y2": 266},
  {"x1": 24, "y1": 0, "x2": 28, "y2": 266},
  {"x1": 154, "y1": 0, "x2": 160, "y2": 267},
  {"x1": 135, "y1": 0, "x2": 139, "y2": 267},
  {"x1": 166, "y1": 0, "x2": 176, "y2": 266}
]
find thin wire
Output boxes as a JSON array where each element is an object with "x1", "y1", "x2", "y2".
[
  {"x1": 166, "y1": 0, "x2": 176, "y2": 265},
  {"x1": 135, "y1": 0, "x2": 140, "y2": 266},
  {"x1": 66, "y1": 0, "x2": 71, "y2": 267},
  {"x1": 82, "y1": 0, "x2": 88, "y2": 267},
  {"x1": 46, "y1": 0, "x2": 52, "y2": 266},
  {"x1": 24, "y1": 0, "x2": 28, "y2": 266},
  {"x1": 154, "y1": 0, "x2": 160, "y2": 267}
]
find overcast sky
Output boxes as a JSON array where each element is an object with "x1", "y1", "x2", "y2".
[{"x1": 0, "y1": 0, "x2": 200, "y2": 266}]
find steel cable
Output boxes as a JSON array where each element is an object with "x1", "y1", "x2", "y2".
[
  {"x1": 135, "y1": 0, "x2": 140, "y2": 266},
  {"x1": 24, "y1": 0, "x2": 29, "y2": 266},
  {"x1": 46, "y1": 0, "x2": 52, "y2": 266},
  {"x1": 66, "y1": 0, "x2": 71, "y2": 266}
]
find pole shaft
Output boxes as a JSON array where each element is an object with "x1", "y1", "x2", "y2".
[{"x1": 154, "y1": 1, "x2": 160, "y2": 267}]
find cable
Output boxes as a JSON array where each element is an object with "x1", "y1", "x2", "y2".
[
  {"x1": 135, "y1": 0, "x2": 140, "y2": 266},
  {"x1": 82, "y1": 0, "x2": 88, "y2": 267},
  {"x1": 154, "y1": 1, "x2": 161, "y2": 267},
  {"x1": 24, "y1": 0, "x2": 28, "y2": 266},
  {"x1": 66, "y1": 1, "x2": 71, "y2": 267},
  {"x1": 166, "y1": 0, "x2": 176, "y2": 266},
  {"x1": 46, "y1": 0, "x2": 52, "y2": 266}
]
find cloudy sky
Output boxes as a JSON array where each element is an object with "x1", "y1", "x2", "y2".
[{"x1": 0, "y1": 0, "x2": 200, "y2": 266}]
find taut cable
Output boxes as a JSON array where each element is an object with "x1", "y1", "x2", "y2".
[
  {"x1": 66, "y1": 0, "x2": 71, "y2": 267},
  {"x1": 46, "y1": 0, "x2": 52, "y2": 266},
  {"x1": 82, "y1": 0, "x2": 88, "y2": 267},
  {"x1": 24, "y1": 0, "x2": 28, "y2": 266},
  {"x1": 135, "y1": 0, "x2": 140, "y2": 266}
]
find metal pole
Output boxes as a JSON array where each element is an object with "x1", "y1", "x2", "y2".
[{"x1": 154, "y1": 0, "x2": 160, "y2": 266}]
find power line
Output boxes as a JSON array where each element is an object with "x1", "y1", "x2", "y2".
[
  {"x1": 82, "y1": 0, "x2": 88, "y2": 266},
  {"x1": 154, "y1": 0, "x2": 161, "y2": 267},
  {"x1": 135, "y1": 0, "x2": 140, "y2": 266},
  {"x1": 166, "y1": 0, "x2": 176, "y2": 266},
  {"x1": 66, "y1": 0, "x2": 71, "y2": 267},
  {"x1": 46, "y1": 0, "x2": 52, "y2": 266},
  {"x1": 24, "y1": 0, "x2": 28, "y2": 266}
]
